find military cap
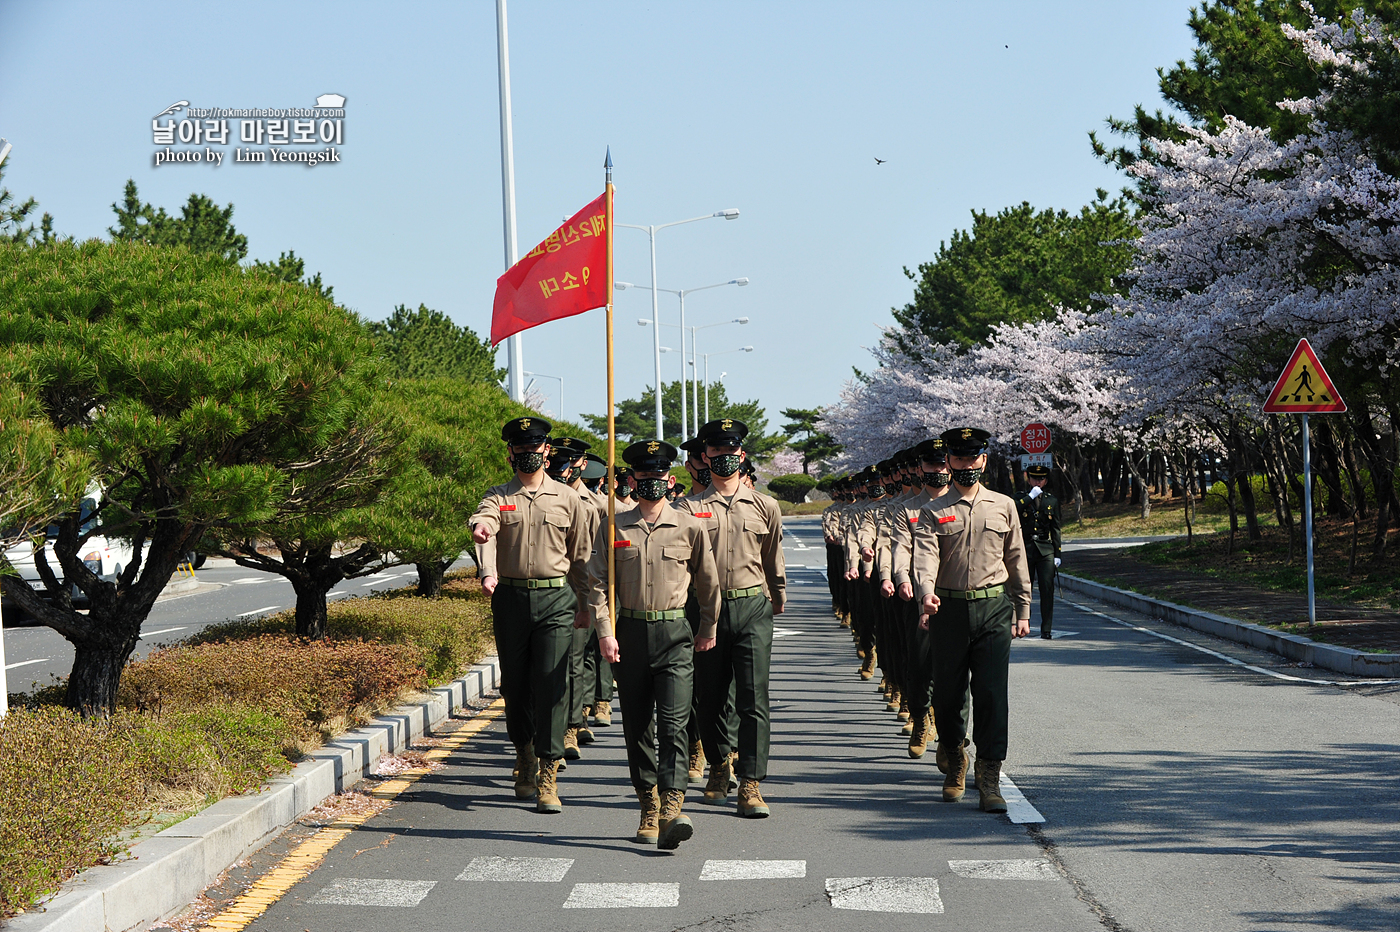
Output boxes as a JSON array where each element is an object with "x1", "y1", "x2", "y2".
[
  {"x1": 916, "y1": 438, "x2": 947, "y2": 464},
  {"x1": 549, "y1": 435, "x2": 591, "y2": 456},
  {"x1": 581, "y1": 452, "x2": 609, "y2": 480},
  {"x1": 623, "y1": 439, "x2": 677, "y2": 472},
  {"x1": 696, "y1": 417, "x2": 748, "y2": 447},
  {"x1": 501, "y1": 416, "x2": 551, "y2": 445},
  {"x1": 740, "y1": 459, "x2": 757, "y2": 478},
  {"x1": 941, "y1": 426, "x2": 991, "y2": 457},
  {"x1": 1025, "y1": 463, "x2": 1052, "y2": 479},
  {"x1": 679, "y1": 437, "x2": 705, "y2": 457}
]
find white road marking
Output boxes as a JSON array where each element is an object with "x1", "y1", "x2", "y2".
[
  {"x1": 139, "y1": 626, "x2": 187, "y2": 639},
  {"x1": 773, "y1": 627, "x2": 805, "y2": 639},
  {"x1": 700, "y1": 859, "x2": 806, "y2": 881},
  {"x1": 457, "y1": 856, "x2": 574, "y2": 882},
  {"x1": 237, "y1": 605, "x2": 281, "y2": 618},
  {"x1": 360, "y1": 574, "x2": 407, "y2": 587},
  {"x1": 230, "y1": 577, "x2": 268, "y2": 584},
  {"x1": 328, "y1": 590, "x2": 348, "y2": 597},
  {"x1": 307, "y1": 878, "x2": 436, "y2": 907},
  {"x1": 1063, "y1": 598, "x2": 1400, "y2": 686},
  {"x1": 948, "y1": 858, "x2": 1056, "y2": 880},
  {"x1": 562, "y1": 883, "x2": 679, "y2": 908},
  {"x1": 825, "y1": 877, "x2": 943, "y2": 913},
  {"x1": 999, "y1": 770, "x2": 1045, "y2": 824},
  {"x1": 4, "y1": 658, "x2": 48, "y2": 670}
]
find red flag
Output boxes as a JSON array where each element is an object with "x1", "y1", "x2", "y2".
[{"x1": 491, "y1": 193, "x2": 609, "y2": 346}]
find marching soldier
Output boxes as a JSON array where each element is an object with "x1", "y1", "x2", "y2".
[
  {"x1": 547, "y1": 436, "x2": 601, "y2": 758},
  {"x1": 887, "y1": 446, "x2": 939, "y2": 754},
  {"x1": 679, "y1": 418, "x2": 786, "y2": 818},
  {"x1": 578, "y1": 452, "x2": 615, "y2": 726},
  {"x1": 471, "y1": 417, "x2": 593, "y2": 814},
  {"x1": 913, "y1": 427, "x2": 1031, "y2": 814},
  {"x1": 1015, "y1": 463, "x2": 1063, "y2": 639},
  {"x1": 822, "y1": 483, "x2": 847, "y2": 620},
  {"x1": 843, "y1": 469, "x2": 879, "y2": 679},
  {"x1": 585, "y1": 440, "x2": 720, "y2": 849}
]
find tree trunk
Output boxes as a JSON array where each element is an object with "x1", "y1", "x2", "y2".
[
  {"x1": 1314, "y1": 420, "x2": 1347, "y2": 517},
  {"x1": 291, "y1": 576, "x2": 330, "y2": 639},
  {"x1": 1226, "y1": 462, "x2": 1238, "y2": 556},
  {"x1": 65, "y1": 633, "x2": 140, "y2": 718},
  {"x1": 416, "y1": 559, "x2": 452, "y2": 597}
]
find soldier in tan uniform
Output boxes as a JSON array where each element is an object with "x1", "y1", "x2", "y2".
[
  {"x1": 913, "y1": 427, "x2": 1031, "y2": 813},
  {"x1": 585, "y1": 440, "x2": 720, "y2": 849},
  {"x1": 678, "y1": 418, "x2": 785, "y2": 818},
  {"x1": 821, "y1": 485, "x2": 848, "y2": 622},
  {"x1": 471, "y1": 417, "x2": 594, "y2": 814},
  {"x1": 578, "y1": 453, "x2": 616, "y2": 728},
  {"x1": 843, "y1": 469, "x2": 879, "y2": 679}
]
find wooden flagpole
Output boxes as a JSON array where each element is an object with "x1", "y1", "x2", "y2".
[{"x1": 605, "y1": 148, "x2": 616, "y2": 626}]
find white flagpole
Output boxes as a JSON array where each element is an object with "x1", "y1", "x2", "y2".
[{"x1": 496, "y1": 0, "x2": 524, "y2": 401}]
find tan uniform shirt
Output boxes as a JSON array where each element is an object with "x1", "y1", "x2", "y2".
[
  {"x1": 678, "y1": 484, "x2": 786, "y2": 612},
  {"x1": 821, "y1": 502, "x2": 842, "y2": 542},
  {"x1": 875, "y1": 490, "x2": 919, "y2": 584},
  {"x1": 911, "y1": 485, "x2": 1032, "y2": 618},
  {"x1": 585, "y1": 506, "x2": 721, "y2": 640},
  {"x1": 844, "y1": 499, "x2": 878, "y2": 576},
  {"x1": 890, "y1": 488, "x2": 934, "y2": 588},
  {"x1": 471, "y1": 475, "x2": 593, "y2": 598}
]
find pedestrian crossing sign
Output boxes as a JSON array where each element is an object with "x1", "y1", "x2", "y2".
[{"x1": 1263, "y1": 339, "x2": 1346, "y2": 414}]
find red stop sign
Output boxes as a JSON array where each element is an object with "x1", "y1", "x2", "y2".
[{"x1": 1021, "y1": 422, "x2": 1052, "y2": 454}]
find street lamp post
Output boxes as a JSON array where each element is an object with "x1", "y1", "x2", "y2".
[
  {"x1": 697, "y1": 346, "x2": 754, "y2": 422},
  {"x1": 618, "y1": 209, "x2": 739, "y2": 439},
  {"x1": 619, "y1": 280, "x2": 748, "y2": 439},
  {"x1": 522, "y1": 371, "x2": 563, "y2": 422}
]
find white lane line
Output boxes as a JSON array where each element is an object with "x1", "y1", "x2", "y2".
[
  {"x1": 230, "y1": 577, "x2": 268, "y2": 584},
  {"x1": 1063, "y1": 598, "x2": 1400, "y2": 686},
  {"x1": 700, "y1": 859, "x2": 806, "y2": 881},
  {"x1": 140, "y1": 626, "x2": 187, "y2": 639},
  {"x1": 5, "y1": 658, "x2": 48, "y2": 671},
  {"x1": 998, "y1": 770, "x2": 1045, "y2": 824},
  {"x1": 457, "y1": 856, "x2": 574, "y2": 882},
  {"x1": 327, "y1": 590, "x2": 348, "y2": 597},
  {"x1": 308, "y1": 878, "x2": 435, "y2": 907},
  {"x1": 825, "y1": 877, "x2": 943, "y2": 913},
  {"x1": 563, "y1": 883, "x2": 678, "y2": 908},
  {"x1": 237, "y1": 605, "x2": 281, "y2": 618},
  {"x1": 773, "y1": 627, "x2": 805, "y2": 639},
  {"x1": 948, "y1": 858, "x2": 1056, "y2": 880}
]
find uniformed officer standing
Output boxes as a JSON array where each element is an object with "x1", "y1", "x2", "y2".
[
  {"x1": 585, "y1": 440, "x2": 720, "y2": 849},
  {"x1": 1015, "y1": 463, "x2": 1063, "y2": 639},
  {"x1": 678, "y1": 418, "x2": 786, "y2": 818},
  {"x1": 471, "y1": 418, "x2": 594, "y2": 813},
  {"x1": 913, "y1": 427, "x2": 1031, "y2": 813}
]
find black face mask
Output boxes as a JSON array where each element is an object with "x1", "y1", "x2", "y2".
[
  {"x1": 869, "y1": 484, "x2": 885, "y2": 498},
  {"x1": 951, "y1": 467, "x2": 984, "y2": 487},
  {"x1": 690, "y1": 462, "x2": 712, "y2": 487},
  {"x1": 511, "y1": 451, "x2": 545, "y2": 474},
  {"x1": 923, "y1": 468, "x2": 951, "y2": 488},
  {"x1": 709, "y1": 453, "x2": 742, "y2": 478},
  {"x1": 635, "y1": 478, "x2": 670, "y2": 501}
]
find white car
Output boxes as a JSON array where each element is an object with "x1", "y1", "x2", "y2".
[{"x1": 1, "y1": 490, "x2": 135, "y2": 625}]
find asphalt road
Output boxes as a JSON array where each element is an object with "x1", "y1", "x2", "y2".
[
  {"x1": 195, "y1": 515, "x2": 1400, "y2": 932},
  {"x1": 2, "y1": 557, "x2": 466, "y2": 693}
]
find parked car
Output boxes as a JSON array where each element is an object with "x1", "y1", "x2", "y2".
[{"x1": 1, "y1": 488, "x2": 136, "y2": 626}]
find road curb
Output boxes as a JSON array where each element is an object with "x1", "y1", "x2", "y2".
[
  {"x1": 1060, "y1": 574, "x2": 1400, "y2": 677},
  {"x1": 8, "y1": 656, "x2": 503, "y2": 932}
]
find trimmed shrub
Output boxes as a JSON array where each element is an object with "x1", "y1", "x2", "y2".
[{"x1": 767, "y1": 473, "x2": 818, "y2": 503}]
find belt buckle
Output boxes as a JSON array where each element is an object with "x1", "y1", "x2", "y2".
[
  {"x1": 645, "y1": 610, "x2": 659, "y2": 621},
  {"x1": 525, "y1": 578, "x2": 540, "y2": 589}
]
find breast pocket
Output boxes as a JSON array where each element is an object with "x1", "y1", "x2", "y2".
[
  {"x1": 540, "y1": 510, "x2": 572, "y2": 547},
  {"x1": 980, "y1": 515, "x2": 1011, "y2": 557}
]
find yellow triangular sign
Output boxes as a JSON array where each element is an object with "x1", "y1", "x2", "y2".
[{"x1": 1263, "y1": 339, "x2": 1346, "y2": 414}]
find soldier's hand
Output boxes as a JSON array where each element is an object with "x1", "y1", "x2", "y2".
[
  {"x1": 573, "y1": 609, "x2": 591, "y2": 629},
  {"x1": 1014, "y1": 617, "x2": 1030, "y2": 638},
  {"x1": 694, "y1": 636, "x2": 716, "y2": 652},
  {"x1": 845, "y1": 568, "x2": 858, "y2": 580},
  {"x1": 773, "y1": 602, "x2": 785, "y2": 615},
  {"x1": 897, "y1": 582, "x2": 913, "y2": 602},
  {"x1": 880, "y1": 580, "x2": 895, "y2": 598},
  {"x1": 599, "y1": 635, "x2": 620, "y2": 663},
  {"x1": 481, "y1": 575, "x2": 498, "y2": 595},
  {"x1": 919, "y1": 613, "x2": 930, "y2": 630},
  {"x1": 472, "y1": 524, "x2": 492, "y2": 545},
  {"x1": 861, "y1": 546, "x2": 875, "y2": 561},
  {"x1": 1054, "y1": 557, "x2": 1062, "y2": 568},
  {"x1": 921, "y1": 592, "x2": 940, "y2": 615}
]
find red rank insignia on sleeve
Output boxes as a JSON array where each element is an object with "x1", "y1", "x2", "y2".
[
  {"x1": 938, "y1": 515, "x2": 956, "y2": 524},
  {"x1": 500, "y1": 505, "x2": 517, "y2": 512}
]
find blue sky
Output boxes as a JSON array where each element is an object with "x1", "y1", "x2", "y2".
[{"x1": 0, "y1": 0, "x2": 1193, "y2": 431}]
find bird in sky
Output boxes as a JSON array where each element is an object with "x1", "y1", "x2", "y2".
[{"x1": 874, "y1": 157, "x2": 886, "y2": 165}]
